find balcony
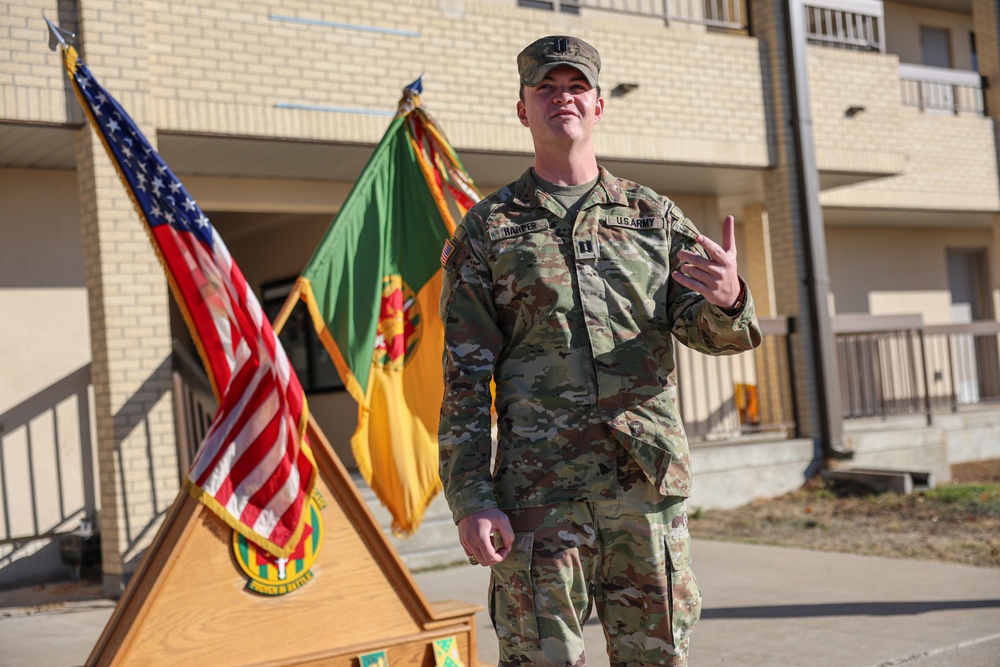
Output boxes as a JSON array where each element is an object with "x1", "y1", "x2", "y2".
[
  {"x1": 898, "y1": 64, "x2": 985, "y2": 116},
  {"x1": 676, "y1": 318, "x2": 796, "y2": 443},
  {"x1": 803, "y1": 0, "x2": 885, "y2": 52},
  {"x1": 517, "y1": 0, "x2": 747, "y2": 30},
  {"x1": 835, "y1": 315, "x2": 1000, "y2": 420},
  {"x1": 804, "y1": 1, "x2": 983, "y2": 116}
]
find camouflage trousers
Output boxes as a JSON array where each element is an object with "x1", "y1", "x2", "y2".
[{"x1": 489, "y1": 455, "x2": 701, "y2": 667}]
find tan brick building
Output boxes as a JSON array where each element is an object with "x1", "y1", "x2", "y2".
[{"x1": 3, "y1": 0, "x2": 1000, "y2": 591}]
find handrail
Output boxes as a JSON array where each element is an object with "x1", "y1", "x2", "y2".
[
  {"x1": 836, "y1": 315, "x2": 1000, "y2": 419},
  {"x1": 898, "y1": 63, "x2": 982, "y2": 88},
  {"x1": 171, "y1": 340, "x2": 217, "y2": 479},
  {"x1": 803, "y1": 0, "x2": 882, "y2": 16},
  {"x1": 678, "y1": 316, "x2": 796, "y2": 443},
  {"x1": 898, "y1": 63, "x2": 984, "y2": 115},
  {"x1": 758, "y1": 316, "x2": 790, "y2": 336},
  {"x1": 925, "y1": 321, "x2": 1000, "y2": 335},
  {"x1": 832, "y1": 313, "x2": 923, "y2": 333}
]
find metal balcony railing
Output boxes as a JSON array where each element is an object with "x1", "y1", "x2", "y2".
[
  {"x1": 835, "y1": 315, "x2": 927, "y2": 419},
  {"x1": 898, "y1": 63, "x2": 985, "y2": 116},
  {"x1": 174, "y1": 318, "x2": 795, "y2": 459},
  {"x1": 677, "y1": 317, "x2": 796, "y2": 443},
  {"x1": 803, "y1": 0, "x2": 884, "y2": 52},
  {"x1": 924, "y1": 321, "x2": 1000, "y2": 409},
  {"x1": 172, "y1": 341, "x2": 217, "y2": 476},
  {"x1": 835, "y1": 315, "x2": 1000, "y2": 421},
  {"x1": 518, "y1": 0, "x2": 747, "y2": 30}
]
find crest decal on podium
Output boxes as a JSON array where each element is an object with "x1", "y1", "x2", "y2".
[{"x1": 232, "y1": 491, "x2": 326, "y2": 595}]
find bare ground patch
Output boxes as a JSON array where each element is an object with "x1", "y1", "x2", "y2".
[{"x1": 690, "y1": 459, "x2": 1000, "y2": 569}]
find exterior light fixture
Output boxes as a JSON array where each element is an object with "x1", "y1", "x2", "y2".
[{"x1": 611, "y1": 83, "x2": 640, "y2": 98}]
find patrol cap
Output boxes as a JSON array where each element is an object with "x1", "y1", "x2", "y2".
[{"x1": 517, "y1": 35, "x2": 601, "y2": 88}]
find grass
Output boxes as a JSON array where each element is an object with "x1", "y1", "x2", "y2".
[
  {"x1": 923, "y1": 484, "x2": 1000, "y2": 517},
  {"x1": 690, "y1": 459, "x2": 1000, "y2": 568}
]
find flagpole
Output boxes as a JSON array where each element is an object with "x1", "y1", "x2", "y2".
[
  {"x1": 271, "y1": 280, "x2": 303, "y2": 335},
  {"x1": 43, "y1": 15, "x2": 75, "y2": 51},
  {"x1": 55, "y1": 39, "x2": 317, "y2": 559},
  {"x1": 272, "y1": 78, "x2": 425, "y2": 339}
]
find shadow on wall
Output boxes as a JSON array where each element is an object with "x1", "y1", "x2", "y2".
[
  {"x1": 0, "y1": 365, "x2": 94, "y2": 588},
  {"x1": 106, "y1": 356, "x2": 177, "y2": 572},
  {"x1": 0, "y1": 359, "x2": 176, "y2": 588}
]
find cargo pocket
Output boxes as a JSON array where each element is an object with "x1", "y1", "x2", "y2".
[
  {"x1": 664, "y1": 518, "x2": 702, "y2": 651},
  {"x1": 489, "y1": 533, "x2": 540, "y2": 652}
]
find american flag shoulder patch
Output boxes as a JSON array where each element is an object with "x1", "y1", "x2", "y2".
[{"x1": 441, "y1": 238, "x2": 457, "y2": 267}]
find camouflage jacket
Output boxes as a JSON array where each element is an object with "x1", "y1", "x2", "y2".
[{"x1": 439, "y1": 167, "x2": 761, "y2": 523}]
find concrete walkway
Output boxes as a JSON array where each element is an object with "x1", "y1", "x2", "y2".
[{"x1": 2, "y1": 540, "x2": 999, "y2": 666}]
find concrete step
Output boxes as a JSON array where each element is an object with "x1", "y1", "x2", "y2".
[
  {"x1": 352, "y1": 475, "x2": 465, "y2": 571},
  {"x1": 822, "y1": 467, "x2": 933, "y2": 495}
]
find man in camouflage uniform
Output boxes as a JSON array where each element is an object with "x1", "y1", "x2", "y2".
[{"x1": 438, "y1": 35, "x2": 761, "y2": 666}]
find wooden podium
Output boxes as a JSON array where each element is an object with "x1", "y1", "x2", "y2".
[{"x1": 87, "y1": 417, "x2": 482, "y2": 666}]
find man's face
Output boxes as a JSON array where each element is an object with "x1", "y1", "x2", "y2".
[{"x1": 516, "y1": 65, "x2": 604, "y2": 146}]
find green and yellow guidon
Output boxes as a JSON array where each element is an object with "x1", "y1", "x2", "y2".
[
  {"x1": 232, "y1": 490, "x2": 326, "y2": 596},
  {"x1": 374, "y1": 275, "x2": 422, "y2": 371}
]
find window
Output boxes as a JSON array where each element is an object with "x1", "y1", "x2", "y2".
[
  {"x1": 971, "y1": 31, "x2": 978, "y2": 72},
  {"x1": 517, "y1": 0, "x2": 580, "y2": 14},
  {"x1": 920, "y1": 26, "x2": 952, "y2": 68},
  {"x1": 261, "y1": 279, "x2": 344, "y2": 392}
]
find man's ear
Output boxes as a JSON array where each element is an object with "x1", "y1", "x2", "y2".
[
  {"x1": 516, "y1": 100, "x2": 529, "y2": 128},
  {"x1": 593, "y1": 96, "x2": 605, "y2": 125}
]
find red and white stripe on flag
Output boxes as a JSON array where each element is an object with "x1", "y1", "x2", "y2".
[
  {"x1": 62, "y1": 46, "x2": 315, "y2": 559},
  {"x1": 169, "y1": 225, "x2": 315, "y2": 557}
]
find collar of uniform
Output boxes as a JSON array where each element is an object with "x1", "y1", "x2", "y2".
[
  {"x1": 588, "y1": 166, "x2": 628, "y2": 207},
  {"x1": 505, "y1": 168, "x2": 564, "y2": 219},
  {"x1": 509, "y1": 168, "x2": 544, "y2": 209},
  {"x1": 508, "y1": 165, "x2": 628, "y2": 210}
]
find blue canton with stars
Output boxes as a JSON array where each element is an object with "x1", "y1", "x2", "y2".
[{"x1": 72, "y1": 59, "x2": 214, "y2": 246}]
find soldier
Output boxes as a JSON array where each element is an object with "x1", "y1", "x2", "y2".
[{"x1": 438, "y1": 35, "x2": 761, "y2": 666}]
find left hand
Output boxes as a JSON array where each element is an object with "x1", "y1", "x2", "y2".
[{"x1": 673, "y1": 214, "x2": 741, "y2": 309}]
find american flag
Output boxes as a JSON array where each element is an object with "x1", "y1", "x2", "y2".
[{"x1": 64, "y1": 46, "x2": 316, "y2": 559}]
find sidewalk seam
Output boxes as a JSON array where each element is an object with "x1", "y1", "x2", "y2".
[
  {"x1": 0, "y1": 600, "x2": 116, "y2": 620},
  {"x1": 875, "y1": 631, "x2": 1000, "y2": 666}
]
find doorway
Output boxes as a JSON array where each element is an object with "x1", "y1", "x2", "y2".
[
  {"x1": 921, "y1": 26, "x2": 952, "y2": 68},
  {"x1": 946, "y1": 248, "x2": 998, "y2": 403}
]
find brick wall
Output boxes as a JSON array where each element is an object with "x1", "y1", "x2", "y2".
[
  {"x1": 973, "y1": 0, "x2": 1000, "y2": 118},
  {"x1": 139, "y1": 0, "x2": 769, "y2": 167},
  {"x1": 807, "y1": 45, "x2": 907, "y2": 177},
  {"x1": 751, "y1": 0, "x2": 828, "y2": 442},
  {"x1": 0, "y1": 0, "x2": 83, "y2": 124},
  {"x1": 820, "y1": 110, "x2": 1000, "y2": 212},
  {"x1": 971, "y1": 0, "x2": 1000, "y2": 316},
  {"x1": 73, "y1": 0, "x2": 178, "y2": 595}
]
